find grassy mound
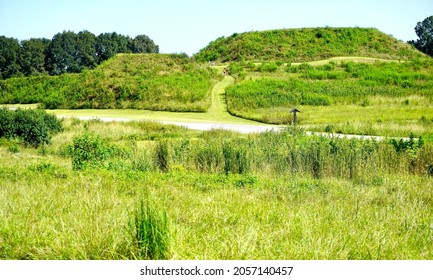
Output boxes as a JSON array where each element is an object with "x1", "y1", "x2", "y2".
[
  {"x1": 224, "y1": 59, "x2": 433, "y2": 137},
  {"x1": 195, "y1": 27, "x2": 423, "y2": 62},
  {"x1": 0, "y1": 54, "x2": 221, "y2": 112}
]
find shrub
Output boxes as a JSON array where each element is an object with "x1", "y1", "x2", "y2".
[
  {"x1": 390, "y1": 133, "x2": 423, "y2": 153},
  {"x1": 258, "y1": 62, "x2": 278, "y2": 72},
  {"x1": 69, "y1": 132, "x2": 112, "y2": 170},
  {"x1": 0, "y1": 108, "x2": 14, "y2": 138},
  {"x1": 0, "y1": 108, "x2": 62, "y2": 147}
]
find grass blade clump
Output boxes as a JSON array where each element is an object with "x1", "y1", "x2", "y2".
[
  {"x1": 154, "y1": 140, "x2": 170, "y2": 172},
  {"x1": 133, "y1": 201, "x2": 171, "y2": 260},
  {"x1": 222, "y1": 141, "x2": 250, "y2": 175}
]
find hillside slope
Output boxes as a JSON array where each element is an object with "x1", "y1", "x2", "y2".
[
  {"x1": 0, "y1": 54, "x2": 220, "y2": 112},
  {"x1": 195, "y1": 27, "x2": 423, "y2": 62}
]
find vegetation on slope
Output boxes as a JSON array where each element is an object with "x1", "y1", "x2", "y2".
[
  {"x1": 224, "y1": 58, "x2": 433, "y2": 138},
  {"x1": 0, "y1": 54, "x2": 221, "y2": 112},
  {"x1": 195, "y1": 27, "x2": 422, "y2": 62}
]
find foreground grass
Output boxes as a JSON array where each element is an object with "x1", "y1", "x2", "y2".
[
  {"x1": 0, "y1": 119, "x2": 432, "y2": 259},
  {"x1": 1, "y1": 153, "x2": 432, "y2": 259}
]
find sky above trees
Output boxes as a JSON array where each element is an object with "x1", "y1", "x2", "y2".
[{"x1": 0, "y1": 0, "x2": 432, "y2": 55}]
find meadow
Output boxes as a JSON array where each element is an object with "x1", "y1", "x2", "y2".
[
  {"x1": 225, "y1": 58, "x2": 433, "y2": 139},
  {"x1": 1, "y1": 27, "x2": 433, "y2": 260},
  {"x1": 1, "y1": 116, "x2": 432, "y2": 259}
]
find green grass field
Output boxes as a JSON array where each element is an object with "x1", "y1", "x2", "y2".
[
  {"x1": 2, "y1": 27, "x2": 433, "y2": 260},
  {"x1": 0, "y1": 119, "x2": 432, "y2": 259}
]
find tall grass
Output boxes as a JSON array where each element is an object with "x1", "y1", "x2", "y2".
[
  {"x1": 133, "y1": 200, "x2": 171, "y2": 260},
  {"x1": 1, "y1": 120, "x2": 432, "y2": 259}
]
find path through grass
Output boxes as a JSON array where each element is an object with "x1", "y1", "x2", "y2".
[{"x1": 42, "y1": 75, "x2": 269, "y2": 126}]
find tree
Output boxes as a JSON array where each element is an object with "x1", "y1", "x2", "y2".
[
  {"x1": 18, "y1": 38, "x2": 50, "y2": 76},
  {"x1": 96, "y1": 32, "x2": 131, "y2": 62},
  {"x1": 411, "y1": 16, "x2": 433, "y2": 57},
  {"x1": 0, "y1": 36, "x2": 22, "y2": 79},
  {"x1": 76, "y1": 31, "x2": 97, "y2": 70},
  {"x1": 45, "y1": 31, "x2": 80, "y2": 75},
  {"x1": 2, "y1": 31, "x2": 159, "y2": 78},
  {"x1": 128, "y1": 35, "x2": 159, "y2": 54}
]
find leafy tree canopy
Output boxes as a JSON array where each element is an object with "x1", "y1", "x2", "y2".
[
  {"x1": 0, "y1": 36, "x2": 22, "y2": 79},
  {"x1": 0, "y1": 31, "x2": 159, "y2": 79},
  {"x1": 411, "y1": 16, "x2": 433, "y2": 57}
]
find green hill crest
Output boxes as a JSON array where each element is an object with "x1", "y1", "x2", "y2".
[{"x1": 194, "y1": 27, "x2": 423, "y2": 62}]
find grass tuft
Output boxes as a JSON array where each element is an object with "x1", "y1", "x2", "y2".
[{"x1": 133, "y1": 200, "x2": 171, "y2": 260}]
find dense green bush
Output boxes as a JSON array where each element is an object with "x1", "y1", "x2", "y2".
[
  {"x1": 0, "y1": 108, "x2": 63, "y2": 147},
  {"x1": 69, "y1": 132, "x2": 113, "y2": 170}
]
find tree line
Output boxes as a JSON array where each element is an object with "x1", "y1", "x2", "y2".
[{"x1": 0, "y1": 31, "x2": 159, "y2": 79}]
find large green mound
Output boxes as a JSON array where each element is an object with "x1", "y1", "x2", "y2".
[
  {"x1": 0, "y1": 54, "x2": 220, "y2": 112},
  {"x1": 195, "y1": 27, "x2": 423, "y2": 62}
]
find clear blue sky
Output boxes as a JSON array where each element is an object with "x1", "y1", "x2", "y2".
[{"x1": 0, "y1": 0, "x2": 432, "y2": 55}]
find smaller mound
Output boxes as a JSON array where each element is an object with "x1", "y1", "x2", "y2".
[
  {"x1": 195, "y1": 27, "x2": 422, "y2": 62},
  {"x1": 0, "y1": 54, "x2": 220, "y2": 112}
]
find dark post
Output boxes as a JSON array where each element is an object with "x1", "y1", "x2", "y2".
[{"x1": 290, "y1": 108, "x2": 300, "y2": 126}]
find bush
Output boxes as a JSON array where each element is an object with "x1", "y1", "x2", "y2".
[
  {"x1": 0, "y1": 108, "x2": 63, "y2": 147},
  {"x1": 69, "y1": 132, "x2": 112, "y2": 170},
  {"x1": 258, "y1": 62, "x2": 278, "y2": 72},
  {"x1": 0, "y1": 108, "x2": 15, "y2": 138}
]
